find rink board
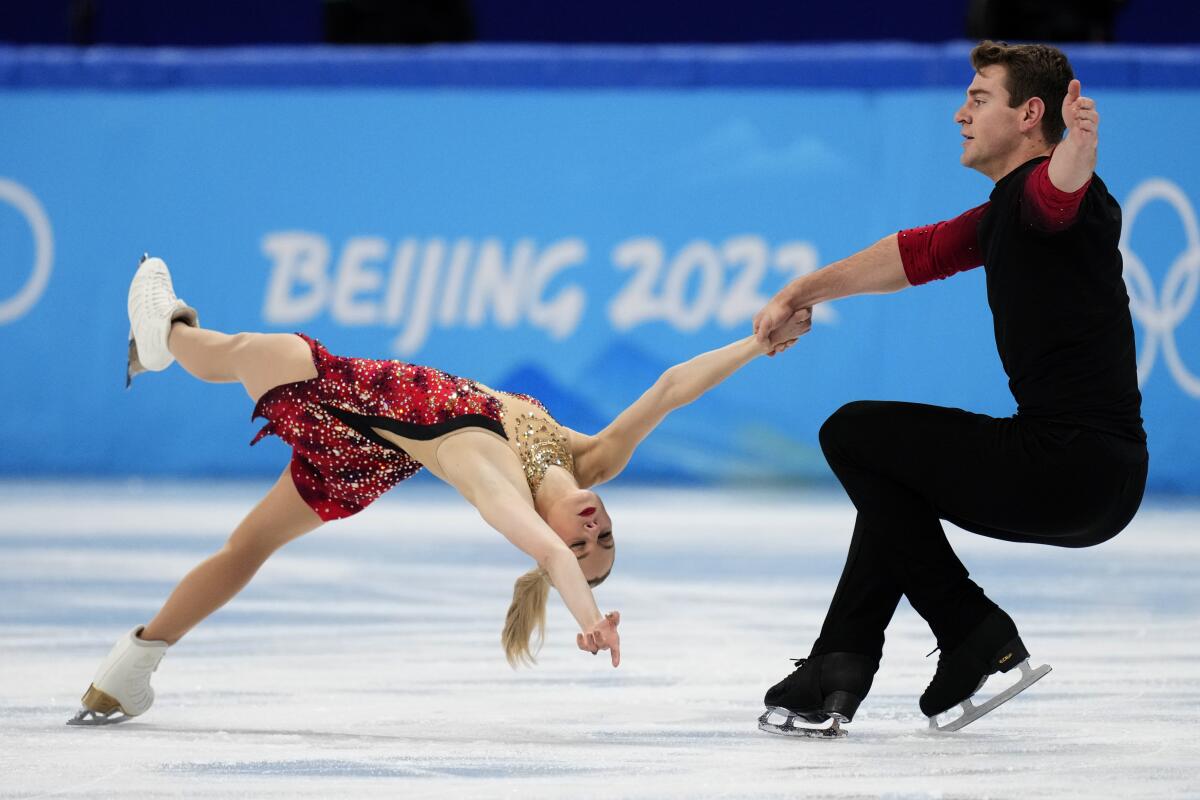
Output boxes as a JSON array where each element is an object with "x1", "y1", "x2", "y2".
[{"x1": 1, "y1": 46, "x2": 1198, "y2": 491}]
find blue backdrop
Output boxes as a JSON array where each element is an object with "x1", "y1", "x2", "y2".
[{"x1": 1, "y1": 45, "x2": 1197, "y2": 492}]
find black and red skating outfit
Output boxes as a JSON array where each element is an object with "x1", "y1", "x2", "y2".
[
  {"x1": 811, "y1": 156, "x2": 1149, "y2": 663},
  {"x1": 251, "y1": 334, "x2": 546, "y2": 521}
]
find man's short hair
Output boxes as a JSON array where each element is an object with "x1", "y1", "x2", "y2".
[{"x1": 970, "y1": 40, "x2": 1075, "y2": 144}]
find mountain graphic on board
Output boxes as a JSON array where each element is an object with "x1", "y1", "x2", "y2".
[
  {"x1": 491, "y1": 364, "x2": 609, "y2": 434},
  {"x1": 575, "y1": 339, "x2": 671, "y2": 417},
  {"x1": 492, "y1": 337, "x2": 825, "y2": 483}
]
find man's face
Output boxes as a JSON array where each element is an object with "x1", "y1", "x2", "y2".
[{"x1": 954, "y1": 65, "x2": 1026, "y2": 178}]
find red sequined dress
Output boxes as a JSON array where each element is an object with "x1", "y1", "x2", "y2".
[{"x1": 251, "y1": 334, "x2": 545, "y2": 521}]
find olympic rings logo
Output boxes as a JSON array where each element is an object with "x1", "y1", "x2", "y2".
[
  {"x1": 1120, "y1": 178, "x2": 1200, "y2": 398},
  {"x1": 0, "y1": 178, "x2": 54, "y2": 326}
]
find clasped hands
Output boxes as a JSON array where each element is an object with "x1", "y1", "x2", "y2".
[
  {"x1": 573, "y1": 290, "x2": 810, "y2": 669},
  {"x1": 753, "y1": 285, "x2": 813, "y2": 356}
]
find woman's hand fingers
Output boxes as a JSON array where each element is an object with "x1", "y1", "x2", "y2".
[
  {"x1": 579, "y1": 612, "x2": 621, "y2": 661},
  {"x1": 591, "y1": 614, "x2": 618, "y2": 648},
  {"x1": 597, "y1": 614, "x2": 619, "y2": 671},
  {"x1": 769, "y1": 338, "x2": 798, "y2": 357}
]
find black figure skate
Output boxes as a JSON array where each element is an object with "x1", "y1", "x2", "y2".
[
  {"x1": 921, "y1": 609, "x2": 1052, "y2": 732},
  {"x1": 758, "y1": 652, "x2": 877, "y2": 739}
]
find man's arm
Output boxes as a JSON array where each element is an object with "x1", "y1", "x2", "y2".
[
  {"x1": 754, "y1": 203, "x2": 987, "y2": 348},
  {"x1": 794, "y1": 234, "x2": 909, "y2": 307},
  {"x1": 1021, "y1": 79, "x2": 1097, "y2": 233},
  {"x1": 1047, "y1": 79, "x2": 1098, "y2": 193},
  {"x1": 753, "y1": 234, "x2": 907, "y2": 348}
]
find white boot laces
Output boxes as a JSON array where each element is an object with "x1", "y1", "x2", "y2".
[{"x1": 138, "y1": 268, "x2": 177, "y2": 318}]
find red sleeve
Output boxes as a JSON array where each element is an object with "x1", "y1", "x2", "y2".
[
  {"x1": 1021, "y1": 158, "x2": 1090, "y2": 232},
  {"x1": 897, "y1": 202, "x2": 988, "y2": 286}
]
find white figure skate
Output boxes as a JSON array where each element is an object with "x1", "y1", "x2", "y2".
[
  {"x1": 67, "y1": 626, "x2": 169, "y2": 726},
  {"x1": 126, "y1": 254, "x2": 198, "y2": 387}
]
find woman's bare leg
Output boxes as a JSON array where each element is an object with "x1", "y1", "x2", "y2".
[
  {"x1": 140, "y1": 468, "x2": 323, "y2": 645},
  {"x1": 167, "y1": 323, "x2": 317, "y2": 402}
]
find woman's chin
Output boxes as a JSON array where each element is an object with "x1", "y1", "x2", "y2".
[{"x1": 570, "y1": 488, "x2": 598, "y2": 506}]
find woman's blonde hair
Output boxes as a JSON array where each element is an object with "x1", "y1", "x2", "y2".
[
  {"x1": 501, "y1": 563, "x2": 612, "y2": 667},
  {"x1": 502, "y1": 567, "x2": 552, "y2": 667}
]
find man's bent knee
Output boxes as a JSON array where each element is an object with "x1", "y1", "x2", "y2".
[{"x1": 819, "y1": 401, "x2": 890, "y2": 459}]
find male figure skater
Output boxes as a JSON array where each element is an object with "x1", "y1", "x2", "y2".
[{"x1": 753, "y1": 41, "x2": 1148, "y2": 735}]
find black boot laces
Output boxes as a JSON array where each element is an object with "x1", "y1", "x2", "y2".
[{"x1": 925, "y1": 645, "x2": 950, "y2": 685}]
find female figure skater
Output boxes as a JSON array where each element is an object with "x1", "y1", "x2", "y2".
[{"x1": 69, "y1": 256, "x2": 810, "y2": 725}]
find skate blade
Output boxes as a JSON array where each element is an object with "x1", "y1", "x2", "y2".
[
  {"x1": 125, "y1": 329, "x2": 147, "y2": 389},
  {"x1": 758, "y1": 706, "x2": 846, "y2": 739},
  {"x1": 927, "y1": 659, "x2": 1052, "y2": 733},
  {"x1": 125, "y1": 254, "x2": 151, "y2": 389},
  {"x1": 67, "y1": 707, "x2": 132, "y2": 726},
  {"x1": 67, "y1": 685, "x2": 131, "y2": 726}
]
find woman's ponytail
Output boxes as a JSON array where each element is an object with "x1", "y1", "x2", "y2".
[{"x1": 502, "y1": 566, "x2": 551, "y2": 667}]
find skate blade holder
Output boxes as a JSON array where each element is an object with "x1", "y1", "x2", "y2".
[
  {"x1": 927, "y1": 659, "x2": 1053, "y2": 733},
  {"x1": 66, "y1": 707, "x2": 132, "y2": 727},
  {"x1": 758, "y1": 706, "x2": 847, "y2": 739},
  {"x1": 124, "y1": 254, "x2": 152, "y2": 389}
]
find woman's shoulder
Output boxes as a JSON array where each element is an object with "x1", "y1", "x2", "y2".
[{"x1": 566, "y1": 427, "x2": 606, "y2": 488}]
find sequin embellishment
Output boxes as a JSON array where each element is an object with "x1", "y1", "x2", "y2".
[{"x1": 511, "y1": 410, "x2": 575, "y2": 496}]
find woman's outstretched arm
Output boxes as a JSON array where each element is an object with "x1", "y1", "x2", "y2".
[{"x1": 580, "y1": 315, "x2": 811, "y2": 486}]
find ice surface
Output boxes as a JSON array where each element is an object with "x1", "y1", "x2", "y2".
[{"x1": 1, "y1": 481, "x2": 1198, "y2": 799}]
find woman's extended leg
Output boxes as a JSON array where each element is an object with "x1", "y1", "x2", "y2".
[
  {"x1": 140, "y1": 466, "x2": 323, "y2": 645},
  {"x1": 167, "y1": 323, "x2": 318, "y2": 402},
  {"x1": 70, "y1": 468, "x2": 323, "y2": 723}
]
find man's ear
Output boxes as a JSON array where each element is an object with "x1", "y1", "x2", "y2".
[{"x1": 1020, "y1": 97, "x2": 1046, "y2": 135}]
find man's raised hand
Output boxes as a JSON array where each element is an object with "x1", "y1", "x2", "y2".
[
  {"x1": 1062, "y1": 79, "x2": 1099, "y2": 148},
  {"x1": 1049, "y1": 77, "x2": 1100, "y2": 192}
]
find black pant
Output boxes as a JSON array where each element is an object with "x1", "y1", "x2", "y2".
[{"x1": 811, "y1": 401, "x2": 1148, "y2": 662}]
